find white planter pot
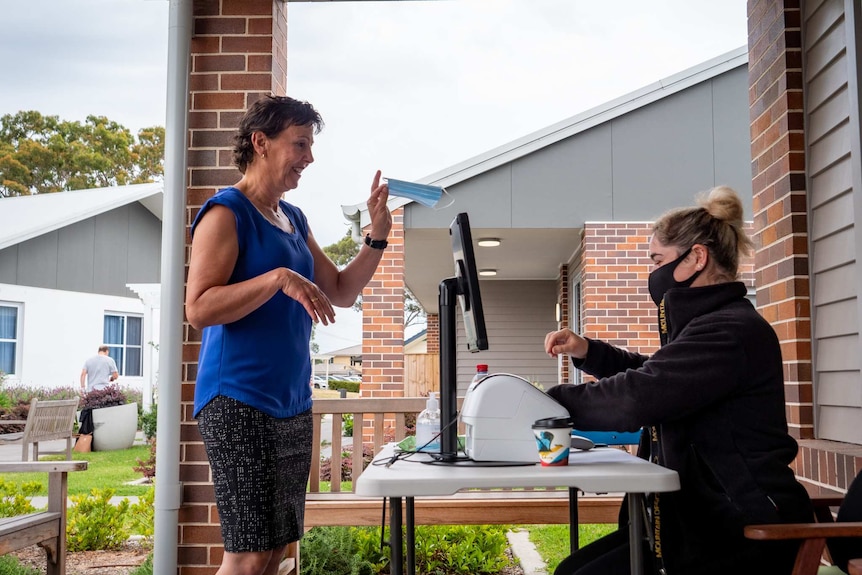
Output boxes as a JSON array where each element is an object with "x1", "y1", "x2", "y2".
[{"x1": 92, "y1": 402, "x2": 138, "y2": 451}]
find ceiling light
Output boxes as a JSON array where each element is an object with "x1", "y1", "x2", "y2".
[
  {"x1": 477, "y1": 238, "x2": 501, "y2": 247},
  {"x1": 479, "y1": 269, "x2": 497, "y2": 276}
]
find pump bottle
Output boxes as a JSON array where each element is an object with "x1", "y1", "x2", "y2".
[{"x1": 415, "y1": 391, "x2": 441, "y2": 452}]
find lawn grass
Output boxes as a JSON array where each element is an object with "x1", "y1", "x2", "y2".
[
  {"x1": 528, "y1": 523, "x2": 617, "y2": 573},
  {"x1": 0, "y1": 446, "x2": 152, "y2": 497}
]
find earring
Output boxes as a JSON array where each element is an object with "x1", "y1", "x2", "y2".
[{"x1": 261, "y1": 152, "x2": 266, "y2": 159}]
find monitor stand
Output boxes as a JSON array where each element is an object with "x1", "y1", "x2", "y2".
[{"x1": 438, "y1": 277, "x2": 459, "y2": 462}]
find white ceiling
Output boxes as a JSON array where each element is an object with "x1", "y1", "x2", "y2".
[{"x1": 404, "y1": 227, "x2": 582, "y2": 312}]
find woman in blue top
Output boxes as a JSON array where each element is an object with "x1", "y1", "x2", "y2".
[{"x1": 185, "y1": 95, "x2": 391, "y2": 575}]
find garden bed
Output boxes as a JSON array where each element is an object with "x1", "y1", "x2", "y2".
[{"x1": 10, "y1": 539, "x2": 149, "y2": 574}]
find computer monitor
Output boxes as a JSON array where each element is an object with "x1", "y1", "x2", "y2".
[
  {"x1": 438, "y1": 212, "x2": 488, "y2": 460},
  {"x1": 450, "y1": 212, "x2": 489, "y2": 352}
]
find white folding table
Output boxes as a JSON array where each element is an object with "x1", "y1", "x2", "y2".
[{"x1": 355, "y1": 444, "x2": 680, "y2": 575}]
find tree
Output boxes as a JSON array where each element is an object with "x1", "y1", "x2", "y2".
[
  {"x1": 0, "y1": 111, "x2": 165, "y2": 198},
  {"x1": 321, "y1": 230, "x2": 426, "y2": 328}
]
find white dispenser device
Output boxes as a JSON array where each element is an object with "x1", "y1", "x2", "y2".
[{"x1": 460, "y1": 373, "x2": 570, "y2": 462}]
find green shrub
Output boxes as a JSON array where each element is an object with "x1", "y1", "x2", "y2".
[
  {"x1": 352, "y1": 527, "x2": 390, "y2": 573},
  {"x1": 0, "y1": 556, "x2": 39, "y2": 575},
  {"x1": 66, "y1": 488, "x2": 131, "y2": 551},
  {"x1": 130, "y1": 553, "x2": 153, "y2": 575},
  {"x1": 414, "y1": 524, "x2": 510, "y2": 574},
  {"x1": 330, "y1": 380, "x2": 360, "y2": 393},
  {"x1": 0, "y1": 372, "x2": 11, "y2": 410},
  {"x1": 140, "y1": 404, "x2": 157, "y2": 439},
  {"x1": 342, "y1": 413, "x2": 354, "y2": 437},
  {"x1": 127, "y1": 486, "x2": 155, "y2": 545},
  {"x1": 300, "y1": 526, "x2": 374, "y2": 575},
  {"x1": 304, "y1": 525, "x2": 513, "y2": 575},
  {"x1": 0, "y1": 478, "x2": 40, "y2": 517}
]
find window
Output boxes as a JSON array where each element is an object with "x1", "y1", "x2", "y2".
[
  {"x1": 0, "y1": 303, "x2": 21, "y2": 377},
  {"x1": 103, "y1": 313, "x2": 143, "y2": 377}
]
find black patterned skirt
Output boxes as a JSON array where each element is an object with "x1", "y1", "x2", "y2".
[{"x1": 197, "y1": 395, "x2": 313, "y2": 553}]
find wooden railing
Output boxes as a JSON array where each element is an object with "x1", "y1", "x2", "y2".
[{"x1": 309, "y1": 397, "x2": 429, "y2": 494}]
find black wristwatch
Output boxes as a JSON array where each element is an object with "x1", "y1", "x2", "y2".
[{"x1": 365, "y1": 234, "x2": 388, "y2": 250}]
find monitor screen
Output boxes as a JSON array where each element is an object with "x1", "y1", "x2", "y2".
[{"x1": 449, "y1": 213, "x2": 489, "y2": 352}]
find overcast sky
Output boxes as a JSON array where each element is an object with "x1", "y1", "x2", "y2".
[{"x1": 1, "y1": 0, "x2": 748, "y2": 351}]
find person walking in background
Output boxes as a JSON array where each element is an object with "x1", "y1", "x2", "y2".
[
  {"x1": 544, "y1": 186, "x2": 812, "y2": 575},
  {"x1": 79, "y1": 345, "x2": 119, "y2": 393},
  {"x1": 185, "y1": 95, "x2": 391, "y2": 575}
]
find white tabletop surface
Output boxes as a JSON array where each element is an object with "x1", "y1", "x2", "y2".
[{"x1": 355, "y1": 443, "x2": 680, "y2": 498}]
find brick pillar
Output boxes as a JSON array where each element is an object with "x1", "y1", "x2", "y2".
[
  {"x1": 581, "y1": 223, "x2": 658, "y2": 355},
  {"x1": 180, "y1": 2, "x2": 288, "y2": 573},
  {"x1": 426, "y1": 313, "x2": 439, "y2": 354},
  {"x1": 747, "y1": 0, "x2": 813, "y2": 440},
  {"x1": 556, "y1": 264, "x2": 570, "y2": 383},
  {"x1": 359, "y1": 209, "x2": 405, "y2": 440}
]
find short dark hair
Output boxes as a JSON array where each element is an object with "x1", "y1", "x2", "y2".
[
  {"x1": 232, "y1": 95, "x2": 324, "y2": 173},
  {"x1": 98, "y1": 345, "x2": 110, "y2": 353}
]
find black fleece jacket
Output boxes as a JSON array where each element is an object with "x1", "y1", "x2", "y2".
[{"x1": 547, "y1": 281, "x2": 812, "y2": 574}]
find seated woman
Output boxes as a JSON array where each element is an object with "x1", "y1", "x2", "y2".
[{"x1": 544, "y1": 186, "x2": 813, "y2": 575}]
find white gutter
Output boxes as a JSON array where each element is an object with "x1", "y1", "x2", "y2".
[{"x1": 153, "y1": 0, "x2": 191, "y2": 573}]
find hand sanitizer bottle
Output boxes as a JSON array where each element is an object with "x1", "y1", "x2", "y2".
[{"x1": 415, "y1": 392, "x2": 441, "y2": 452}]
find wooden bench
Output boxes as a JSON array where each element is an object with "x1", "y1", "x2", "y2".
[
  {"x1": 0, "y1": 460, "x2": 88, "y2": 575},
  {"x1": 306, "y1": 397, "x2": 624, "y2": 530},
  {"x1": 0, "y1": 398, "x2": 80, "y2": 461}
]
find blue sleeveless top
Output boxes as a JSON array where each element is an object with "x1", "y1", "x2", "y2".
[{"x1": 191, "y1": 187, "x2": 313, "y2": 419}]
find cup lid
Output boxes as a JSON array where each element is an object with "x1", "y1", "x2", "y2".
[{"x1": 532, "y1": 416, "x2": 573, "y2": 429}]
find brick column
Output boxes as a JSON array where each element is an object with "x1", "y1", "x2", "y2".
[
  {"x1": 426, "y1": 313, "x2": 439, "y2": 354},
  {"x1": 747, "y1": 0, "x2": 813, "y2": 440},
  {"x1": 581, "y1": 223, "x2": 658, "y2": 355},
  {"x1": 180, "y1": 2, "x2": 287, "y2": 573},
  {"x1": 556, "y1": 264, "x2": 570, "y2": 383},
  {"x1": 359, "y1": 209, "x2": 405, "y2": 440}
]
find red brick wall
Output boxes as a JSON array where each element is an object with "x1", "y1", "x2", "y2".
[
  {"x1": 581, "y1": 223, "x2": 659, "y2": 354},
  {"x1": 426, "y1": 313, "x2": 439, "y2": 354},
  {"x1": 557, "y1": 264, "x2": 570, "y2": 383},
  {"x1": 747, "y1": 0, "x2": 813, "y2": 441},
  {"x1": 181, "y1": 2, "x2": 287, "y2": 573},
  {"x1": 359, "y1": 209, "x2": 406, "y2": 442},
  {"x1": 746, "y1": 0, "x2": 862, "y2": 493}
]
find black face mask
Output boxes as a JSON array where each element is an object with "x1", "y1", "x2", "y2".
[{"x1": 647, "y1": 247, "x2": 702, "y2": 306}]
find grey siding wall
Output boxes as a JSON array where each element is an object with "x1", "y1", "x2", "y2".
[
  {"x1": 0, "y1": 203, "x2": 161, "y2": 298},
  {"x1": 405, "y1": 64, "x2": 752, "y2": 230},
  {"x1": 453, "y1": 280, "x2": 558, "y2": 395},
  {"x1": 803, "y1": 0, "x2": 862, "y2": 443}
]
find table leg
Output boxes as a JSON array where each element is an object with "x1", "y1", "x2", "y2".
[
  {"x1": 406, "y1": 497, "x2": 415, "y2": 575},
  {"x1": 627, "y1": 494, "x2": 644, "y2": 575},
  {"x1": 568, "y1": 487, "x2": 579, "y2": 553},
  {"x1": 390, "y1": 497, "x2": 403, "y2": 575}
]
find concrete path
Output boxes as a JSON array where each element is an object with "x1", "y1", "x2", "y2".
[{"x1": 508, "y1": 529, "x2": 549, "y2": 575}]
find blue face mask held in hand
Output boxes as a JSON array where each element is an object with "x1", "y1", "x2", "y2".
[{"x1": 386, "y1": 178, "x2": 454, "y2": 208}]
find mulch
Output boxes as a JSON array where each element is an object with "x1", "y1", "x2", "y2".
[{"x1": 9, "y1": 541, "x2": 149, "y2": 575}]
